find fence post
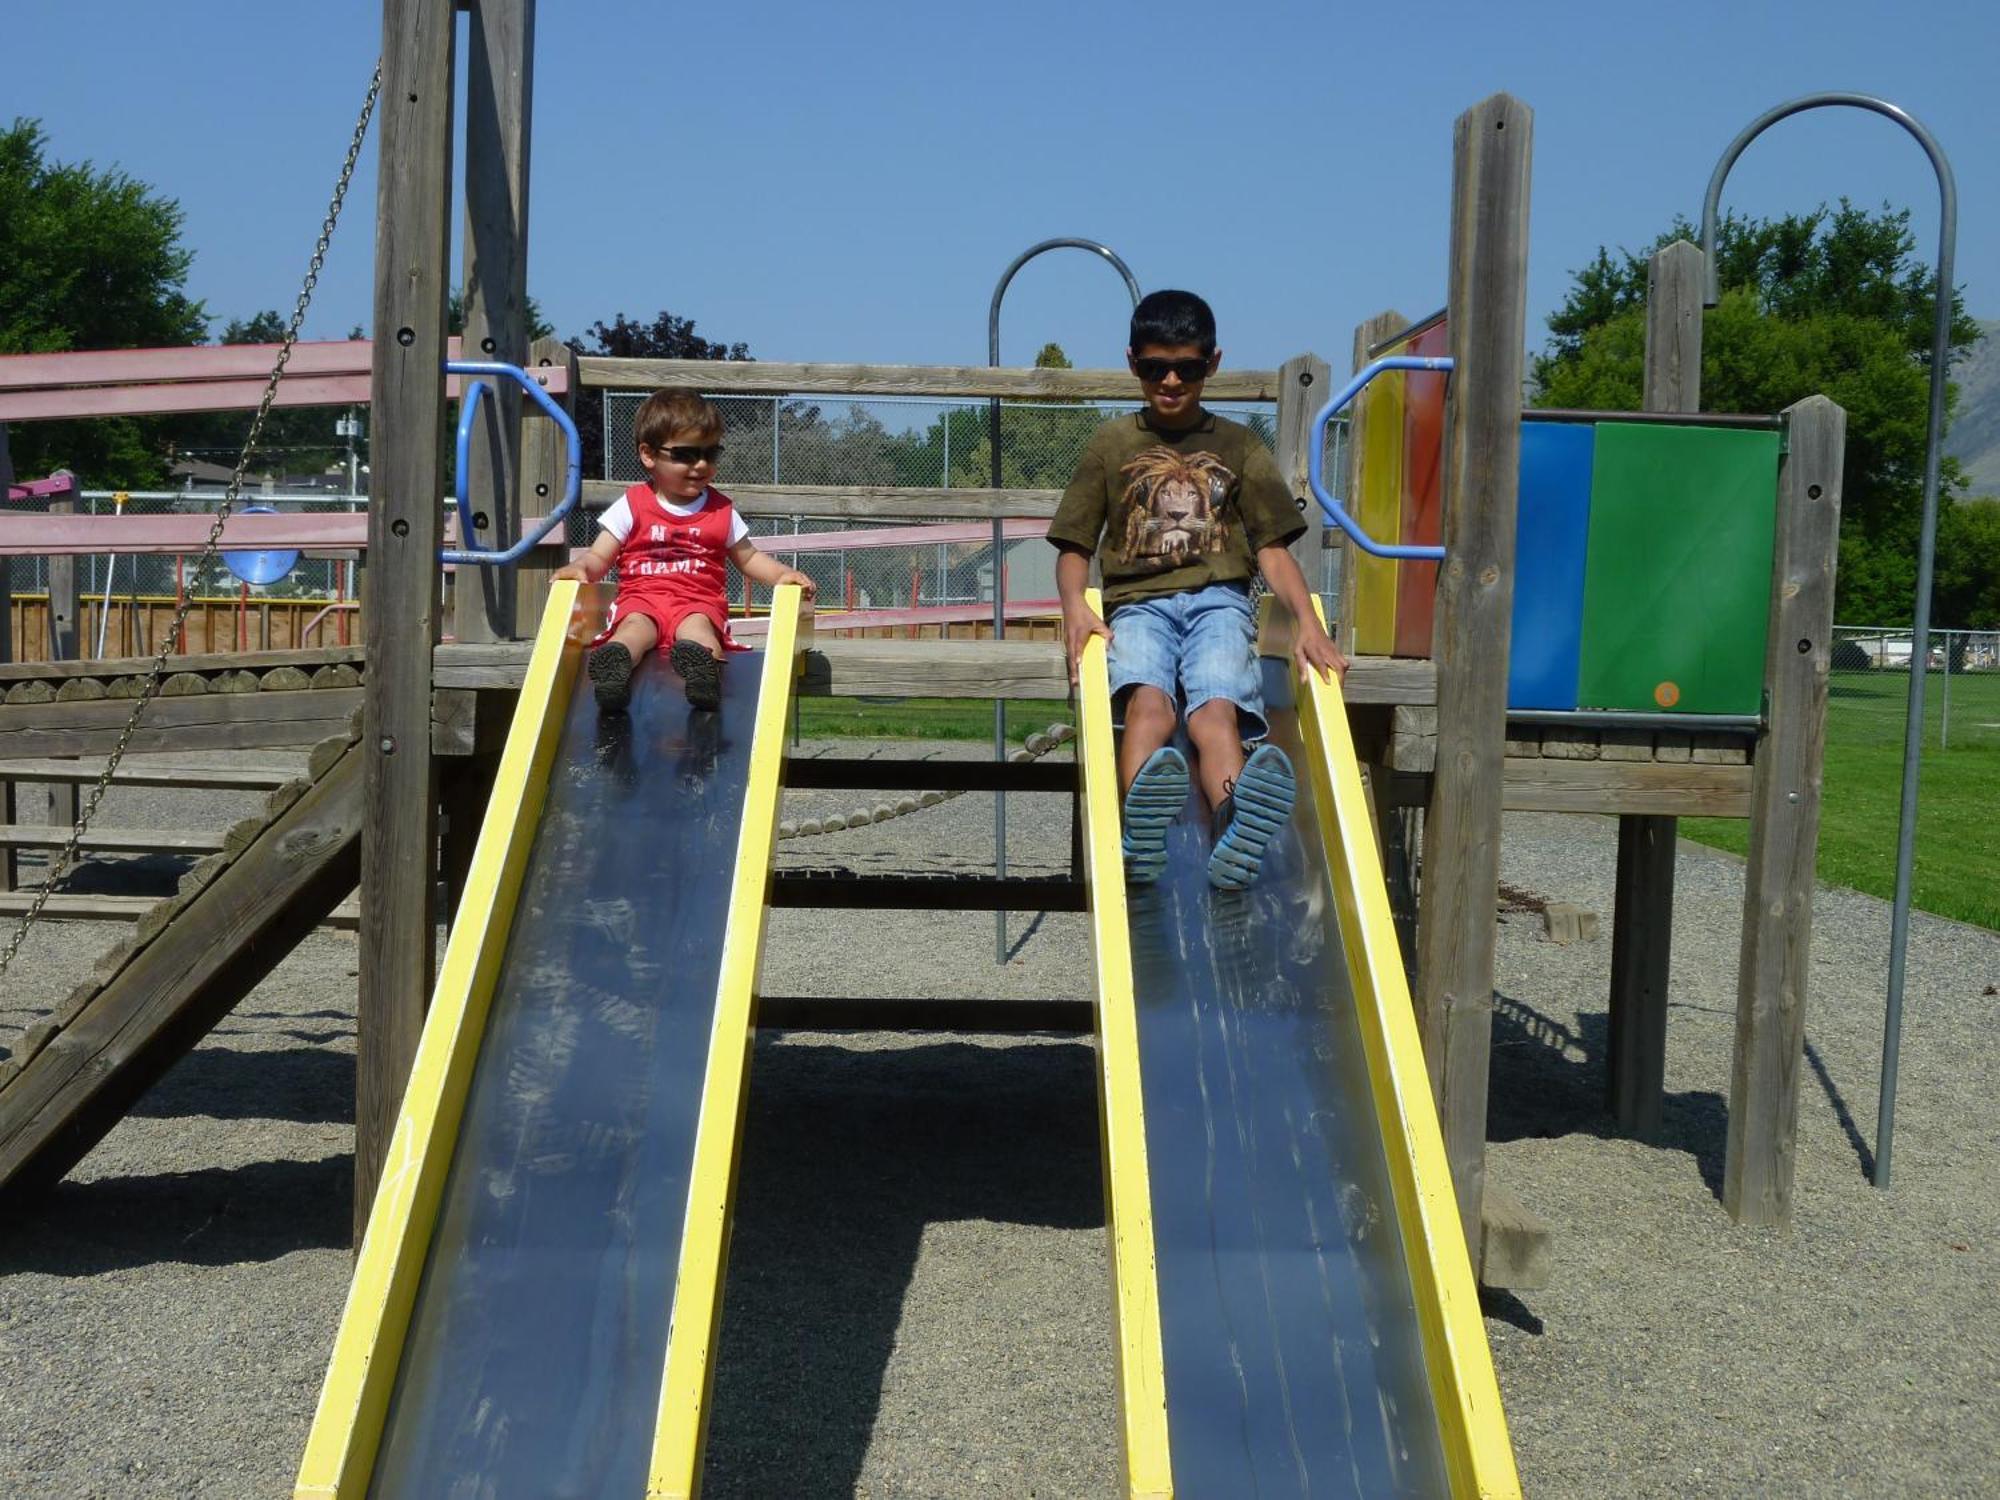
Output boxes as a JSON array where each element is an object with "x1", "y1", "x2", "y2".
[
  {"x1": 1276, "y1": 352, "x2": 1331, "y2": 585},
  {"x1": 513, "y1": 336, "x2": 575, "y2": 632}
]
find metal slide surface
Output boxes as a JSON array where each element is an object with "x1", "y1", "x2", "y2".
[
  {"x1": 1077, "y1": 594, "x2": 1518, "y2": 1499},
  {"x1": 299, "y1": 583, "x2": 802, "y2": 1500},
  {"x1": 365, "y1": 656, "x2": 760, "y2": 1495}
]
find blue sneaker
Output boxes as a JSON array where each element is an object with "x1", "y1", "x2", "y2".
[
  {"x1": 1121, "y1": 746, "x2": 1189, "y2": 885},
  {"x1": 1207, "y1": 744, "x2": 1296, "y2": 889}
]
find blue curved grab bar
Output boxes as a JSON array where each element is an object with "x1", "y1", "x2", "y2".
[
  {"x1": 442, "y1": 359, "x2": 583, "y2": 566},
  {"x1": 1306, "y1": 355, "x2": 1455, "y2": 561}
]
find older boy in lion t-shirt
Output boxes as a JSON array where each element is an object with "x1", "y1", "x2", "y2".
[{"x1": 1048, "y1": 289, "x2": 1345, "y2": 889}]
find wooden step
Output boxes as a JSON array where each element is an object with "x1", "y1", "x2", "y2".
[
  {"x1": 0, "y1": 826, "x2": 225, "y2": 853},
  {"x1": 0, "y1": 891, "x2": 358, "y2": 926},
  {"x1": 0, "y1": 758, "x2": 298, "y2": 790}
]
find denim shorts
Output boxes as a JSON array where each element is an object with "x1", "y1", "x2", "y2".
[{"x1": 1107, "y1": 582, "x2": 1266, "y2": 744}]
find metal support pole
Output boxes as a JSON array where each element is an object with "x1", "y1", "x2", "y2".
[
  {"x1": 986, "y1": 238, "x2": 1141, "y2": 963},
  {"x1": 1701, "y1": 91, "x2": 1956, "y2": 1189}
]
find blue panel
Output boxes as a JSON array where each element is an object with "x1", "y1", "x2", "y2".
[{"x1": 1508, "y1": 422, "x2": 1595, "y2": 711}]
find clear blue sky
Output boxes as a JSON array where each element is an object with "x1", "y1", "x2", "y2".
[{"x1": 9, "y1": 1, "x2": 1994, "y2": 370}]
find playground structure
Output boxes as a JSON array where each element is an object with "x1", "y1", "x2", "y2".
[{"x1": 0, "y1": 5, "x2": 1856, "y2": 1494}]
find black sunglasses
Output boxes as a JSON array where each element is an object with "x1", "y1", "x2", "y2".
[
  {"x1": 650, "y1": 442, "x2": 725, "y2": 465},
  {"x1": 1132, "y1": 356, "x2": 1211, "y2": 384}
]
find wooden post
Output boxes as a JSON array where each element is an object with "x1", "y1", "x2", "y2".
[
  {"x1": 1607, "y1": 239, "x2": 1704, "y2": 1135},
  {"x1": 1415, "y1": 94, "x2": 1531, "y2": 1258},
  {"x1": 452, "y1": 0, "x2": 536, "y2": 645},
  {"x1": 1725, "y1": 395, "x2": 1844, "y2": 1226},
  {"x1": 1338, "y1": 312, "x2": 1406, "y2": 652},
  {"x1": 1275, "y1": 352, "x2": 1331, "y2": 594},
  {"x1": 514, "y1": 335, "x2": 577, "y2": 632},
  {"x1": 358, "y1": 0, "x2": 456, "y2": 1243}
]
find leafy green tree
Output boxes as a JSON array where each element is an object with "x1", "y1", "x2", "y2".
[
  {"x1": 1934, "y1": 498, "x2": 2000, "y2": 630},
  {"x1": 0, "y1": 118, "x2": 206, "y2": 485},
  {"x1": 1533, "y1": 203, "x2": 1982, "y2": 622}
]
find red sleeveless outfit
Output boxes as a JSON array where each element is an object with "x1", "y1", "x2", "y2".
[{"x1": 594, "y1": 481, "x2": 751, "y2": 653}]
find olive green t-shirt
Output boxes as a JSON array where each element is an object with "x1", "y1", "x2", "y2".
[{"x1": 1046, "y1": 409, "x2": 1304, "y2": 609}]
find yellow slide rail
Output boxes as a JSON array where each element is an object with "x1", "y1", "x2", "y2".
[
  {"x1": 295, "y1": 579, "x2": 588, "y2": 1499},
  {"x1": 1073, "y1": 588, "x2": 1174, "y2": 1499},
  {"x1": 1292, "y1": 609, "x2": 1522, "y2": 1499},
  {"x1": 646, "y1": 584, "x2": 809, "y2": 1498}
]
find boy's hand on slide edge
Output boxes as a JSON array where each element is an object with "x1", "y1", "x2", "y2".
[
  {"x1": 777, "y1": 568, "x2": 817, "y2": 601},
  {"x1": 1294, "y1": 624, "x2": 1348, "y2": 684},
  {"x1": 552, "y1": 563, "x2": 591, "y2": 583},
  {"x1": 1063, "y1": 603, "x2": 1112, "y2": 686}
]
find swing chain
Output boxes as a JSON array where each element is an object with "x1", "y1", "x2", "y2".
[{"x1": 0, "y1": 62, "x2": 384, "y2": 986}]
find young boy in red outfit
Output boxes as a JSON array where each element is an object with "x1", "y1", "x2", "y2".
[{"x1": 555, "y1": 389, "x2": 814, "y2": 711}]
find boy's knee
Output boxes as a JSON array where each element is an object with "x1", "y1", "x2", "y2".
[
  {"x1": 1187, "y1": 697, "x2": 1238, "y2": 736},
  {"x1": 1125, "y1": 685, "x2": 1177, "y2": 730}
]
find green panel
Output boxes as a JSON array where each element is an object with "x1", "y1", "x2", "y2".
[{"x1": 1577, "y1": 424, "x2": 1781, "y2": 715}]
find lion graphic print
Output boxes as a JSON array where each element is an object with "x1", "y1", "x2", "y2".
[{"x1": 1114, "y1": 445, "x2": 1235, "y2": 571}]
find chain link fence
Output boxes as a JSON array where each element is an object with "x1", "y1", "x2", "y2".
[
  {"x1": 1831, "y1": 625, "x2": 2000, "y2": 753},
  {"x1": 597, "y1": 391, "x2": 1344, "y2": 614}
]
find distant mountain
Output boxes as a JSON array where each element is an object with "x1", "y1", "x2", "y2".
[{"x1": 1946, "y1": 319, "x2": 2000, "y2": 498}]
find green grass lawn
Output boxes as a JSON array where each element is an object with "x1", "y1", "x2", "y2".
[
  {"x1": 795, "y1": 696, "x2": 1073, "y2": 744},
  {"x1": 1683, "y1": 668, "x2": 2000, "y2": 930}
]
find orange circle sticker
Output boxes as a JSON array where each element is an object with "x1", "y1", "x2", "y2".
[{"x1": 1654, "y1": 681, "x2": 1681, "y2": 708}]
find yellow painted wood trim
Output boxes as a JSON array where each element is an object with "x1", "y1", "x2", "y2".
[
  {"x1": 1353, "y1": 369, "x2": 1405, "y2": 655},
  {"x1": 1077, "y1": 588, "x2": 1174, "y2": 1500},
  {"x1": 1292, "y1": 601, "x2": 1521, "y2": 1500},
  {"x1": 294, "y1": 580, "x2": 588, "y2": 1500},
  {"x1": 645, "y1": 585, "x2": 808, "y2": 1499}
]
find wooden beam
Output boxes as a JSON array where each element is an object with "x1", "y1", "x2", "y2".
[
  {"x1": 1415, "y1": 93, "x2": 1532, "y2": 1262},
  {"x1": 1275, "y1": 352, "x2": 1333, "y2": 572},
  {"x1": 577, "y1": 357, "x2": 1279, "y2": 402},
  {"x1": 1725, "y1": 395, "x2": 1845, "y2": 1226},
  {"x1": 0, "y1": 645, "x2": 362, "y2": 685},
  {"x1": 1339, "y1": 312, "x2": 1407, "y2": 650},
  {"x1": 0, "y1": 689, "x2": 362, "y2": 760},
  {"x1": 452, "y1": 0, "x2": 535, "y2": 645},
  {"x1": 0, "y1": 758, "x2": 296, "y2": 790},
  {"x1": 0, "y1": 744, "x2": 362, "y2": 1198},
  {"x1": 359, "y1": 0, "x2": 454, "y2": 1243},
  {"x1": 0, "y1": 825, "x2": 224, "y2": 853},
  {"x1": 1607, "y1": 239, "x2": 1707, "y2": 1138}
]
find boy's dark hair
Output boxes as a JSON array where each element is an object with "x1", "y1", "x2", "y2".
[
  {"x1": 1129, "y1": 289, "x2": 1216, "y2": 355},
  {"x1": 634, "y1": 388, "x2": 724, "y2": 451}
]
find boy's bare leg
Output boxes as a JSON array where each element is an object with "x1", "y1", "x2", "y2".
[
  {"x1": 1117, "y1": 686, "x2": 1179, "y2": 796},
  {"x1": 1185, "y1": 698, "x2": 1247, "y2": 810},
  {"x1": 611, "y1": 613, "x2": 660, "y2": 658},
  {"x1": 672, "y1": 613, "x2": 725, "y2": 659},
  {"x1": 670, "y1": 613, "x2": 725, "y2": 709}
]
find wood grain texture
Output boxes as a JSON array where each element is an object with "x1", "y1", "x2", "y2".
[
  {"x1": 0, "y1": 745, "x2": 362, "y2": 1198},
  {"x1": 1725, "y1": 396, "x2": 1845, "y2": 1226},
  {"x1": 1500, "y1": 758, "x2": 1750, "y2": 816},
  {"x1": 0, "y1": 689, "x2": 362, "y2": 759},
  {"x1": 578, "y1": 358, "x2": 1278, "y2": 401},
  {"x1": 359, "y1": 0, "x2": 453, "y2": 1242},
  {"x1": 1415, "y1": 94, "x2": 1533, "y2": 1258},
  {"x1": 1276, "y1": 352, "x2": 1333, "y2": 565},
  {"x1": 1608, "y1": 239, "x2": 1708, "y2": 1138},
  {"x1": 513, "y1": 335, "x2": 575, "y2": 632},
  {"x1": 452, "y1": 0, "x2": 534, "y2": 645}
]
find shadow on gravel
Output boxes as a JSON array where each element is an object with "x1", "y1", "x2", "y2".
[
  {"x1": 127, "y1": 1045, "x2": 354, "y2": 1125},
  {"x1": 0, "y1": 1154, "x2": 352, "y2": 1274},
  {"x1": 702, "y1": 1034, "x2": 1102, "y2": 1499},
  {"x1": 1486, "y1": 991, "x2": 1730, "y2": 1202},
  {"x1": 49, "y1": 852, "x2": 193, "y2": 898}
]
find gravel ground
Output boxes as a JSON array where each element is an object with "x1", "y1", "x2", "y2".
[{"x1": 1, "y1": 742, "x2": 1995, "y2": 1497}]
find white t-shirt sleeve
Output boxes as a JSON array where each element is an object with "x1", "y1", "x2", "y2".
[
  {"x1": 597, "y1": 495, "x2": 634, "y2": 543},
  {"x1": 726, "y1": 511, "x2": 750, "y2": 548}
]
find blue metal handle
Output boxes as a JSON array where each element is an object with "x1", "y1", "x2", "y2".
[
  {"x1": 442, "y1": 359, "x2": 583, "y2": 566},
  {"x1": 1306, "y1": 355, "x2": 1455, "y2": 561}
]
